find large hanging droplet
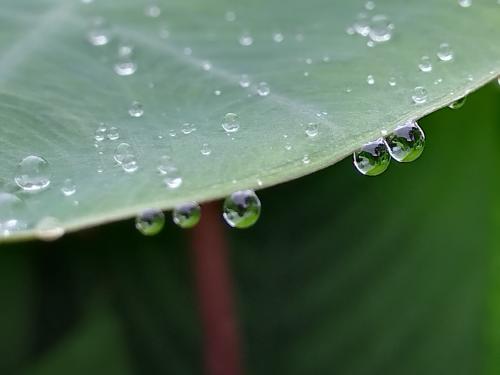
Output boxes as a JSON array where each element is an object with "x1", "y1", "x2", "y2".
[
  {"x1": 353, "y1": 138, "x2": 390, "y2": 176},
  {"x1": 135, "y1": 209, "x2": 165, "y2": 236},
  {"x1": 223, "y1": 190, "x2": 261, "y2": 228},
  {"x1": 384, "y1": 121, "x2": 425, "y2": 162},
  {"x1": 172, "y1": 202, "x2": 201, "y2": 228},
  {"x1": 449, "y1": 96, "x2": 466, "y2": 109}
]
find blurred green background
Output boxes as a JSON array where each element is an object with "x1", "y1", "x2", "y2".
[{"x1": 1, "y1": 83, "x2": 499, "y2": 375}]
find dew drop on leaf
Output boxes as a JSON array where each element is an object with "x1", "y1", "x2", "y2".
[
  {"x1": 223, "y1": 190, "x2": 261, "y2": 229},
  {"x1": 173, "y1": 202, "x2": 201, "y2": 228},
  {"x1": 15, "y1": 155, "x2": 51, "y2": 192},
  {"x1": 384, "y1": 121, "x2": 425, "y2": 162},
  {"x1": 135, "y1": 209, "x2": 165, "y2": 236},
  {"x1": 353, "y1": 138, "x2": 390, "y2": 176}
]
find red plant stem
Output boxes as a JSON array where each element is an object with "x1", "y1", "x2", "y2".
[{"x1": 190, "y1": 201, "x2": 243, "y2": 375}]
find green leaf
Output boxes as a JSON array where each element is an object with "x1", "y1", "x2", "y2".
[{"x1": 0, "y1": 0, "x2": 499, "y2": 240}]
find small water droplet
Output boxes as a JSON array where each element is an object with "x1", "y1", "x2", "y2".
[
  {"x1": 418, "y1": 56, "x2": 432, "y2": 72},
  {"x1": 223, "y1": 190, "x2": 261, "y2": 229},
  {"x1": 35, "y1": 217, "x2": 64, "y2": 241},
  {"x1": 214, "y1": 89, "x2": 222, "y2": 96},
  {"x1": 135, "y1": 209, "x2": 165, "y2": 236},
  {"x1": 449, "y1": 96, "x2": 466, "y2": 109},
  {"x1": 181, "y1": 123, "x2": 197, "y2": 135},
  {"x1": 384, "y1": 121, "x2": 425, "y2": 162},
  {"x1": 437, "y1": 43, "x2": 454, "y2": 61},
  {"x1": 107, "y1": 126, "x2": 120, "y2": 140},
  {"x1": 239, "y1": 32, "x2": 254, "y2": 46},
  {"x1": 302, "y1": 154, "x2": 311, "y2": 164},
  {"x1": 272, "y1": 32, "x2": 284, "y2": 43},
  {"x1": 15, "y1": 155, "x2": 51, "y2": 192},
  {"x1": 354, "y1": 13, "x2": 371, "y2": 36},
  {"x1": 94, "y1": 123, "x2": 108, "y2": 142},
  {"x1": 353, "y1": 138, "x2": 390, "y2": 176},
  {"x1": 0, "y1": 193, "x2": 27, "y2": 235},
  {"x1": 173, "y1": 202, "x2": 201, "y2": 228},
  {"x1": 145, "y1": 3, "x2": 161, "y2": 17},
  {"x1": 158, "y1": 156, "x2": 183, "y2": 189},
  {"x1": 257, "y1": 82, "x2": 270, "y2": 96},
  {"x1": 239, "y1": 74, "x2": 251, "y2": 88},
  {"x1": 114, "y1": 61, "x2": 137, "y2": 76},
  {"x1": 365, "y1": 1, "x2": 376, "y2": 10},
  {"x1": 368, "y1": 14, "x2": 393, "y2": 42},
  {"x1": 87, "y1": 17, "x2": 110, "y2": 46},
  {"x1": 200, "y1": 143, "x2": 212, "y2": 156},
  {"x1": 388, "y1": 76, "x2": 397, "y2": 86},
  {"x1": 129, "y1": 101, "x2": 144, "y2": 118},
  {"x1": 61, "y1": 178, "x2": 76, "y2": 197},
  {"x1": 201, "y1": 61, "x2": 212, "y2": 71},
  {"x1": 305, "y1": 122, "x2": 319, "y2": 138},
  {"x1": 411, "y1": 86, "x2": 428, "y2": 104},
  {"x1": 458, "y1": 0, "x2": 472, "y2": 7},
  {"x1": 367, "y1": 74, "x2": 375, "y2": 85},
  {"x1": 222, "y1": 113, "x2": 240, "y2": 133}
]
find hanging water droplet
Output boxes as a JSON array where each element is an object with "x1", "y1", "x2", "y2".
[
  {"x1": 107, "y1": 126, "x2": 120, "y2": 141},
  {"x1": 129, "y1": 101, "x2": 144, "y2": 118},
  {"x1": 257, "y1": 82, "x2": 270, "y2": 96},
  {"x1": 367, "y1": 74, "x2": 375, "y2": 85},
  {"x1": 61, "y1": 178, "x2": 76, "y2": 197},
  {"x1": 239, "y1": 74, "x2": 251, "y2": 88},
  {"x1": 458, "y1": 0, "x2": 472, "y2": 7},
  {"x1": 449, "y1": 96, "x2": 466, "y2": 109},
  {"x1": 411, "y1": 86, "x2": 428, "y2": 104},
  {"x1": 437, "y1": 43, "x2": 454, "y2": 61},
  {"x1": 239, "y1": 32, "x2": 254, "y2": 46},
  {"x1": 305, "y1": 122, "x2": 319, "y2": 138},
  {"x1": 222, "y1": 113, "x2": 240, "y2": 133},
  {"x1": 15, "y1": 155, "x2": 51, "y2": 192},
  {"x1": 368, "y1": 14, "x2": 393, "y2": 42},
  {"x1": 172, "y1": 202, "x2": 201, "y2": 228},
  {"x1": 35, "y1": 217, "x2": 64, "y2": 241},
  {"x1": 87, "y1": 17, "x2": 110, "y2": 46},
  {"x1": 200, "y1": 143, "x2": 212, "y2": 156},
  {"x1": 418, "y1": 56, "x2": 432, "y2": 72},
  {"x1": 272, "y1": 32, "x2": 284, "y2": 43},
  {"x1": 0, "y1": 193, "x2": 27, "y2": 236},
  {"x1": 353, "y1": 138, "x2": 390, "y2": 176},
  {"x1": 135, "y1": 209, "x2": 165, "y2": 236},
  {"x1": 384, "y1": 121, "x2": 425, "y2": 162},
  {"x1": 181, "y1": 123, "x2": 197, "y2": 134},
  {"x1": 223, "y1": 190, "x2": 261, "y2": 229},
  {"x1": 94, "y1": 123, "x2": 108, "y2": 141},
  {"x1": 388, "y1": 76, "x2": 397, "y2": 86}
]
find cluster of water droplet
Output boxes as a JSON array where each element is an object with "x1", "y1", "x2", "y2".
[
  {"x1": 347, "y1": 2, "x2": 395, "y2": 47},
  {"x1": 353, "y1": 121, "x2": 425, "y2": 176}
]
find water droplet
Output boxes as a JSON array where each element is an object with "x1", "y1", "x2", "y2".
[
  {"x1": 118, "y1": 44, "x2": 134, "y2": 58},
  {"x1": 257, "y1": 82, "x2": 270, "y2": 96},
  {"x1": 87, "y1": 17, "x2": 110, "y2": 46},
  {"x1": 458, "y1": 0, "x2": 472, "y2": 7},
  {"x1": 223, "y1": 190, "x2": 261, "y2": 229},
  {"x1": 107, "y1": 126, "x2": 120, "y2": 140},
  {"x1": 181, "y1": 123, "x2": 196, "y2": 134},
  {"x1": 388, "y1": 76, "x2": 397, "y2": 86},
  {"x1": 222, "y1": 113, "x2": 240, "y2": 133},
  {"x1": 305, "y1": 122, "x2": 319, "y2": 138},
  {"x1": 367, "y1": 74, "x2": 375, "y2": 85},
  {"x1": 158, "y1": 156, "x2": 183, "y2": 189},
  {"x1": 354, "y1": 13, "x2": 371, "y2": 36},
  {"x1": 272, "y1": 32, "x2": 284, "y2": 43},
  {"x1": 449, "y1": 96, "x2": 466, "y2": 109},
  {"x1": 173, "y1": 202, "x2": 201, "y2": 228},
  {"x1": 384, "y1": 121, "x2": 425, "y2": 162},
  {"x1": 61, "y1": 179, "x2": 76, "y2": 196},
  {"x1": 437, "y1": 43, "x2": 454, "y2": 61},
  {"x1": 368, "y1": 14, "x2": 393, "y2": 42},
  {"x1": 15, "y1": 155, "x2": 51, "y2": 192},
  {"x1": 129, "y1": 101, "x2": 144, "y2": 117},
  {"x1": 239, "y1": 32, "x2": 254, "y2": 46},
  {"x1": 302, "y1": 154, "x2": 311, "y2": 164},
  {"x1": 94, "y1": 123, "x2": 108, "y2": 141},
  {"x1": 214, "y1": 89, "x2": 222, "y2": 96},
  {"x1": 0, "y1": 193, "x2": 27, "y2": 235},
  {"x1": 239, "y1": 74, "x2": 251, "y2": 88},
  {"x1": 135, "y1": 209, "x2": 165, "y2": 236},
  {"x1": 35, "y1": 217, "x2": 64, "y2": 241},
  {"x1": 114, "y1": 143, "x2": 139, "y2": 172},
  {"x1": 225, "y1": 10, "x2": 236, "y2": 22},
  {"x1": 418, "y1": 56, "x2": 432, "y2": 72},
  {"x1": 411, "y1": 86, "x2": 428, "y2": 104},
  {"x1": 365, "y1": 1, "x2": 376, "y2": 10},
  {"x1": 353, "y1": 138, "x2": 390, "y2": 176},
  {"x1": 201, "y1": 61, "x2": 212, "y2": 71},
  {"x1": 145, "y1": 3, "x2": 161, "y2": 17},
  {"x1": 200, "y1": 143, "x2": 212, "y2": 156},
  {"x1": 114, "y1": 61, "x2": 137, "y2": 76}
]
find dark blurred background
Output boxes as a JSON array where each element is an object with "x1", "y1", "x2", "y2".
[{"x1": 1, "y1": 84, "x2": 499, "y2": 375}]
